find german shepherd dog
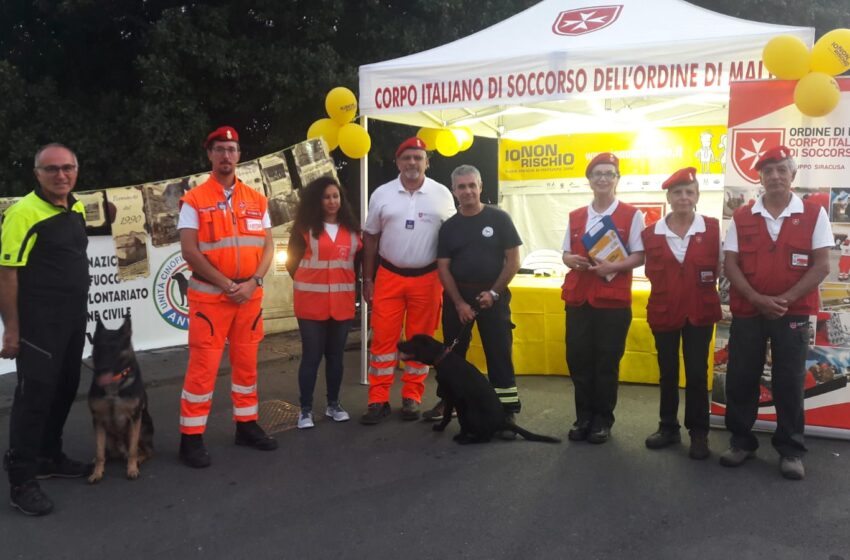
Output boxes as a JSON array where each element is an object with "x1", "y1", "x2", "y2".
[
  {"x1": 88, "y1": 316, "x2": 154, "y2": 482},
  {"x1": 397, "y1": 335, "x2": 560, "y2": 444}
]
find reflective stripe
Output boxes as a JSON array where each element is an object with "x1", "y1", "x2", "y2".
[
  {"x1": 371, "y1": 352, "x2": 397, "y2": 362},
  {"x1": 292, "y1": 281, "x2": 356, "y2": 293},
  {"x1": 181, "y1": 389, "x2": 214, "y2": 403},
  {"x1": 188, "y1": 278, "x2": 224, "y2": 295},
  {"x1": 231, "y1": 383, "x2": 257, "y2": 395},
  {"x1": 234, "y1": 405, "x2": 259, "y2": 416},
  {"x1": 298, "y1": 259, "x2": 355, "y2": 270},
  {"x1": 368, "y1": 366, "x2": 395, "y2": 376},
  {"x1": 494, "y1": 387, "x2": 518, "y2": 394},
  {"x1": 498, "y1": 396, "x2": 521, "y2": 403},
  {"x1": 199, "y1": 235, "x2": 266, "y2": 252},
  {"x1": 404, "y1": 365, "x2": 429, "y2": 375},
  {"x1": 180, "y1": 415, "x2": 208, "y2": 427}
]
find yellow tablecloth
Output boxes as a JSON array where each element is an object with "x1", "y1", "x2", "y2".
[{"x1": 442, "y1": 275, "x2": 693, "y2": 385}]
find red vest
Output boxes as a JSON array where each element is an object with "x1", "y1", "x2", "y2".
[
  {"x1": 642, "y1": 216, "x2": 722, "y2": 332},
  {"x1": 561, "y1": 202, "x2": 637, "y2": 308},
  {"x1": 293, "y1": 226, "x2": 362, "y2": 321},
  {"x1": 729, "y1": 200, "x2": 820, "y2": 317},
  {"x1": 181, "y1": 177, "x2": 268, "y2": 301}
]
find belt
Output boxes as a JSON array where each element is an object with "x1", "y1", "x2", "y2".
[
  {"x1": 380, "y1": 260, "x2": 437, "y2": 277},
  {"x1": 192, "y1": 273, "x2": 253, "y2": 285}
]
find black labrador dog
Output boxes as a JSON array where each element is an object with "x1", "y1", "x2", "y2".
[
  {"x1": 398, "y1": 335, "x2": 560, "y2": 444},
  {"x1": 88, "y1": 316, "x2": 154, "y2": 482}
]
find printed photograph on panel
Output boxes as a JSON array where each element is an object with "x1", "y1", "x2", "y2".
[
  {"x1": 143, "y1": 179, "x2": 190, "y2": 247},
  {"x1": 722, "y1": 186, "x2": 761, "y2": 219},
  {"x1": 106, "y1": 187, "x2": 150, "y2": 280},
  {"x1": 237, "y1": 160, "x2": 267, "y2": 196},
  {"x1": 830, "y1": 188, "x2": 850, "y2": 223}
]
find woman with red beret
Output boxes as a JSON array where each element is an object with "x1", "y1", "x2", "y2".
[{"x1": 641, "y1": 167, "x2": 721, "y2": 459}]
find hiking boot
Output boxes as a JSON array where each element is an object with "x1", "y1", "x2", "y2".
[
  {"x1": 325, "y1": 402, "x2": 350, "y2": 422},
  {"x1": 401, "y1": 398, "x2": 420, "y2": 421},
  {"x1": 780, "y1": 456, "x2": 805, "y2": 480},
  {"x1": 568, "y1": 421, "x2": 591, "y2": 441},
  {"x1": 10, "y1": 481, "x2": 54, "y2": 516},
  {"x1": 587, "y1": 426, "x2": 611, "y2": 444},
  {"x1": 297, "y1": 409, "x2": 315, "y2": 429},
  {"x1": 179, "y1": 434, "x2": 211, "y2": 468},
  {"x1": 688, "y1": 432, "x2": 710, "y2": 460},
  {"x1": 719, "y1": 446, "x2": 756, "y2": 467},
  {"x1": 360, "y1": 402, "x2": 391, "y2": 425},
  {"x1": 645, "y1": 428, "x2": 682, "y2": 450},
  {"x1": 36, "y1": 453, "x2": 93, "y2": 479},
  {"x1": 235, "y1": 421, "x2": 278, "y2": 451}
]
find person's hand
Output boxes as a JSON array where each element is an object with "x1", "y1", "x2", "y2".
[
  {"x1": 363, "y1": 279, "x2": 374, "y2": 305},
  {"x1": 566, "y1": 254, "x2": 592, "y2": 271},
  {"x1": 475, "y1": 291, "x2": 495, "y2": 310},
  {"x1": 226, "y1": 280, "x2": 257, "y2": 304},
  {"x1": 588, "y1": 259, "x2": 617, "y2": 279},
  {"x1": 751, "y1": 293, "x2": 788, "y2": 319},
  {"x1": 1, "y1": 328, "x2": 20, "y2": 359},
  {"x1": 456, "y1": 301, "x2": 477, "y2": 323}
]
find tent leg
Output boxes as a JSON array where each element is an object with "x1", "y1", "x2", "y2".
[{"x1": 360, "y1": 116, "x2": 369, "y2": 386}]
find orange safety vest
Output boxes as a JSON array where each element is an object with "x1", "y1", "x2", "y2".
[
  {"x1": 293, "y1": 227, "x2": 362, "y2": 320},
  {"x1": 181, "y1": 177, "x2": 268, "y2": 301}
]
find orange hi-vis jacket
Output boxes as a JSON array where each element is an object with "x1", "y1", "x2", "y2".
[
  {"x1": 181, "y1": 177, "x2": 268, "y2": 302},
  {"x1": 293, "y1": 227, "x2": 362, "y2": 321}
]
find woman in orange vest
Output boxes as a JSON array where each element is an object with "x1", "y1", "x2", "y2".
[
  {"x1": 287, "y1": 177, "x2": 362, "y2": 429},
  {"x1": 561, "y1": 153, "x2": 645, "y2": 444},
  {"x1": 641, "y1": 167, "x2": 721, "y2": 460}
]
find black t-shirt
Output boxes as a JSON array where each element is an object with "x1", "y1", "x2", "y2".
[{"x1": 437, "y1": 205, "x2": 522, "y2": 284}]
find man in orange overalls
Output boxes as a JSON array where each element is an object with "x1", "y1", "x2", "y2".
[{"x1": 176, "y1": 126, "x2": 276, "y2": 468}]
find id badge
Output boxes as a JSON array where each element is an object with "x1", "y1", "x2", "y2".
[
  {"x1": 405, "y1": 219, "x2": 415, "y2": 230},
  {"x1": 790, "y1": 252, "x2": 810, "y2": 268},
  {"x1": 245, "y1": 218, "x2": 263, "y2": 232},
  {"x1": 699, "y1": 270, "x2": 716, "y2": 284}
]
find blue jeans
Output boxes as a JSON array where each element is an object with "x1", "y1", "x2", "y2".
[{"x1": 297, "y1": 318, "x2": 352, "y2": 409}]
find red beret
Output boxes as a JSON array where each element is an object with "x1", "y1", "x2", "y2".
[
  {"x1": 205, "y1": 126, "x2": 239, "y2": 149},
  {"x1": 662, "y1": 167, "x2": 697, "y2": 190},
  {"x1": 586, "y1": 152, "x2": 619, "y2": 177},
  {"x1": 395, "y1": 137, "x2": 427, "y2": 158},
  {"x1": 755, "y1": 145, "x2": 792, "y2": 171}
]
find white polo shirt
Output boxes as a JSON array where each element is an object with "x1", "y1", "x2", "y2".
[
  {"x1": 561, "y1": 199, "x2": 645, "y2": 253},
  {"x1": 723, "y1": 193, "x2": 832, "y2": 252},
  {"x1": 364, "y1": 176, "x2": 456, "y2": 268},
  {"x1": 653, "y1": 213, "x2": 719, "y2": 264}
]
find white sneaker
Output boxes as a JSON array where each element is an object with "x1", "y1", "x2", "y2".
[
  {"x1": 325, "y1": 402, "x2": 350, "y2": 422},
  {"x1": 297, "y1": 410, "x2": 314, "y2": 429}
]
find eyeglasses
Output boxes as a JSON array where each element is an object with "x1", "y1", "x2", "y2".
[
  {"x1": 590, "y1": 171, "x2": 618, "y2": 180},
  {"x1": 36, "y1": 164, "x2": 78, "y2": 175},
  {"x1": 211, "y1": 146, "x2": 239, "y2": 155}
]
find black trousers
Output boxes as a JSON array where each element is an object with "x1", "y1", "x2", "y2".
[
  {"x1": 652, "y1": 322, "x2": 713, "y2": 434},
  {"x1": 7, "y1": 297, "x2": 86, "y2": 485},
  {"x1": 566, "y1": 303, "x2": 631, "y2": 429},
  {"x1": 725, "y1": 314, "x2": 808, "y2": 457},
  {"x1": 442, "y1": 288, "x2": 520, "y2": 413}
]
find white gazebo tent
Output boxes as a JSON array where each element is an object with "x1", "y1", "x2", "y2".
[{"x1": 354, "y1": 0, "x2": 814, "y2": 379}]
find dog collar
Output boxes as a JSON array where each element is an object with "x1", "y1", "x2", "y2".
[
  {"x1": 433, "y1": 348, "x2": 452, "y2": 366},
  {"x1": 110, "y1": 367, "x2": 132, "y2": 383}
]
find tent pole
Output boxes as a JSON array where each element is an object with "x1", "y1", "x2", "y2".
[{"x1": 360, "y1": 115, "x2": 369, "y2": 385}]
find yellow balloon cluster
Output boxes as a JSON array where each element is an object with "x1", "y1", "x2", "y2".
[
  {"x1": 762, "y1": 31, "x2": 849, "y2": 117},
  {"x1": 416, "y1": 126, "x2": 475, "y2": 157},
  {"x1": 306, "y1": 87, "x2": 372, "y2": 159}
]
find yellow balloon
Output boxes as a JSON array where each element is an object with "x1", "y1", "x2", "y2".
[
  {"x1": 762, "y1": 35, "x2": 811, "y2": 80},
  {"x1": 338, "y1": 123, "x2": 371, "y2": 159},
  {"x1": 452, "y1": 127, "x2": 474, "y2": 151},
  {"x1": 307, "y1": 118, "x2": 340, "y2": 151},
  {"x1": 416, "y1": 127, "x2": 440, "y2": 150},
  {"x1": 325, "y1": 87, "x2": 358, "y2": 125},
  {"x1": 811, "y1": 28, "x2": 850, "y2": 76},
  {"x1": 435, "y1": 129, "x2": 459, "y2": 157},
  {"x1": 794, "y1": 72, "x2": 841, "y2": 117}
]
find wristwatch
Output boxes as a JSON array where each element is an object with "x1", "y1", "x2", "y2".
[
  {"x1": 253, "y1": 276, "x2": 264, "y2": 287},
  {"x1": 489, "y1": 289, "x2": 500, "y2": 301}
]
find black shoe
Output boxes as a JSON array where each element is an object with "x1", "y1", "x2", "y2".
[
  {"x1": 587, "y1": 426, "x2": 611, "y2": 444},
  {"x1": 401, "y1": 398, "x2": 421, "y2": 421},
  {"x1": 235, "y1": 421, "x2": 278, "y2": 451},
  {"x1": 360, "y1": 402, "x2": 391, "y2": 425},
  {"x1": 10, "y1": 481, "x2": 54, "y2": 516},
  {"x1": 179, "y1": 434, "x2": 212, "y2": 468},
  {"x1": 567, "y1": 421, "x2": 591, "y2": 441},
  {"x1": 689, "y1": 432, "x2": 710, "y2": 460},
  {"x1": 645, "y1": 428, "x2": 682, "y2": 450},
  {"x1": 422, "y1": 400, "x2": 445, "y2": 422},
  {"x1": 36, "y1": 454, "x2": 93, "y2": 479}
]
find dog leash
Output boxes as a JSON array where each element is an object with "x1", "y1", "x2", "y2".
[{"x1": 446, "y1": 300, "x2": 481, "y2": 351}]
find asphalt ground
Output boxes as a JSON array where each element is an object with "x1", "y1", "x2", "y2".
[{"x1": 1, "y1": 331, "x2": 849, "y2": 560}]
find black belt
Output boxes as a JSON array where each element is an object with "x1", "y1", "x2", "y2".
[
  {"x1": 192, "y1": 273, "x2": 252, "y2": 285},
  {"x1": 380, "y1": 260, "x2": 437, "y2": 277}
]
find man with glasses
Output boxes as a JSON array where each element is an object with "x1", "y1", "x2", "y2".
[
  {"x1": 1, "y1": 143, "x2": 92, "y2": 516},
  {"x1": 176, "y1": 126, "x2": 276, "y2": 468},
  {"x1": 721, "y1": 145, "x2": 830, "y2": 480},
  {"x1": 560, "y1": 153, "x2": 645, "y2": 444}
]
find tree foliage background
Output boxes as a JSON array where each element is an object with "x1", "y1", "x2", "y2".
[{"x1": 1, "y1": 0, "x2": 848, "y2": 196}]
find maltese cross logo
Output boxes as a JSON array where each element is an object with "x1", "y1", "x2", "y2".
[
  {"x1": 553, "y1": 5, "x2": 623, "y2": 36},
  {"x1": 731, "y1": 129, "x2": 785, "y2": 184}
]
